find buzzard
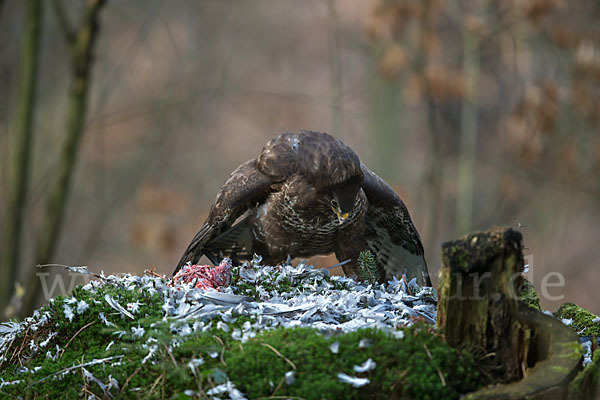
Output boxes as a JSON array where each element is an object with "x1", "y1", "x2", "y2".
[{"x1": 174, "y1": 131, "x2": 431, "y2": 286}]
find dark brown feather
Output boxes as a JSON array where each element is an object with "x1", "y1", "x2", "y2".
[{"x1": 360, "y1": 164, "x2": 431, "y2": 286}]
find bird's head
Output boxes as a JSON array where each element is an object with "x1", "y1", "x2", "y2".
[{"x1": 329, "y1": 182, "x2": 361, "y2": 224}]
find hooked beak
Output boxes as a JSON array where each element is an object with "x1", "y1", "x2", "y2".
[{"x1": 332, "y1": 206, "x2": 349, "y2": 224}]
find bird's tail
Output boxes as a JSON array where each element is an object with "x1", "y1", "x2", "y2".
[
  {"x1": 173, "y1": 216, "x2": 254, "y2": 276},
  {"x1": 173, "y1": 224, "x2": 214, "y2": 275}
]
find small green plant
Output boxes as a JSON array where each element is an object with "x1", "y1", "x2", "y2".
[{"x1": 358, "y1": 250, "x2": 380, "y2": 284}]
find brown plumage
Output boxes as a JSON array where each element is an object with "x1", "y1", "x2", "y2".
[{"x1": 174, "y1": 131, "x2": 431, "y2": 286}]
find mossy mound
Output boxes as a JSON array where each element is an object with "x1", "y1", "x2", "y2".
[
  {"x1": 520, "y1": 279, "x2": 541, "y2": 310},
  {"x1": 0, "y1": 266, "x2": 488, "y2": 399},
  {"x1": 554, "y1": 303, "x2": 600, "y2": 337}
]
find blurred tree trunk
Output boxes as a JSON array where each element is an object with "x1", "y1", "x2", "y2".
[
  {"x1": 456, "y1": 25, "x2": 480, "y2": 236},
  {"x1": 371, "y1": 74, "x2": 402, "y2": 180},
  {"x1": 0, "y1": 0, "x2": 43, "y2": 318},
  {"x1": 20, "y1": 0, "x2": 107, "y2": 318},
  {"x1": 416, "y1": 0, "x2": 444, "y2": 259}
]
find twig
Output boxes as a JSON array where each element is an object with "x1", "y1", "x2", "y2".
[
  {"x1": 390, "y1": 369, "x2": 408, "y2": 391},
  {"x1": 28, "y1": 355, "x2": 123, "y2": 387},
  {"x1": 37, "y1": 263, "x2": 87, "y2": 269},
  {"x1": 423, "y1": 343, "x2": 446, "y2": 387},
  {"x1": 120, "y1": 366, "x2": 142, "y2": 392},
  {"x1": 402, "y1": 274, "x2": 410, "y2": 294},
  {"x1": 260, "y1": 342, "x2": 296, "y2": 370},
  {"x1": 271, "y1": 377, "x2": 285, "y2": 396},
  {"x1": 1, "y1": 336, "x2": 16, "y2": 366},
  {"x1": 81, "y1": 386, "x2": 96, "y2": 398},
  {"x1": 162, "y1": 343, "x2": 177, "y2": 367},
  {"x1": 144, "y1": 268, "x2": 164, "y2": 278},
  {"x1": 11, "y1": 325, "x2": 30, "y2": 365},
  {"x1": 148, "y1": 370, "x2": 164, "y2": 395},
  {"x1": 60, "y1": 321, "x2": 95, "y2": 358},
  {"x1": 213, "y1": 335, "x2": 226, "y2": 366}
]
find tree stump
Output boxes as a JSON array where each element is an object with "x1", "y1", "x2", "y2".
[
  {"x1": 437, "y1": 226, "x2": 583, "y2": 399},
  {"x1": 437, "y1": 227, "x2": 526, "y2": 380}
]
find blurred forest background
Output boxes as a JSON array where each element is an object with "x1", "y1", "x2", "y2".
[{"x1": 1, "y1": 0, "x2": 599, "y2": 318}]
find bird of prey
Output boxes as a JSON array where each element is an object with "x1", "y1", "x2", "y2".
[{"x1": 174, "y1": 131, "x2": 431, "y2": 286}]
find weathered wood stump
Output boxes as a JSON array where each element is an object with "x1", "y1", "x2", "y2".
[{"x1": 437, "y1": 226, "x2": 583, "y2": 399}]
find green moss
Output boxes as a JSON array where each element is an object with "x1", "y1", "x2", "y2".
[
  {"x1": 0, "y1": 280, "x2": 488, "y2": 399},
  {"x1": 549, "y1": 365, "x2": 570, "y2": 374},
  {"x1": 520, "y1": 280, "x2": 541, "y2": 310},
  {"x1": 445, "y1": 244, "x2": 471, "y2": 273},
  {"x1": 227, "y1": 326, "x2": 485, "y2": 400},
  {"x1": 569, "y1": 349, "x2": 600, "y2": 400},
  {"x1": 554, "y1": 303, "x2": 600, "y2": 337}
]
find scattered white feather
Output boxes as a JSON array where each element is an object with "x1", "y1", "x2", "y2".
[
  {"x1": 337, "y1": 372, "x2": 370, "y2": 387},
  {"x1": 330, "y1": 341, "x2": 340, "y2": 354},
  {"x1": 39, "y1": 332, "x2": 56, "y2": 348},
  {"x1": 141, "y1": 345, "x2": 157, "y2": 364},
  {"x1": 98, "y1": 312, "x2": 111, "y2": 326},
  {"x1": 206, "y1": 381, "x2": 247, "y2": 400},
  {"x1": 232, "y1": 329, "x2": 242, "y2": 341},
  {"x1": 354, "y1": 358, "x2": 377, "y2": 373},
  {"x1": 63, "y1": 304, "x2": 74, "y2": 322},
  {"x1": 0, "y1": 321, "x2": 22, "y2": 335},
  {"x1": 391, "y1": 330, "x2": 405, "y2": 339},
  {"x1": 187, "y1": 358, "x2": 204, "y2": 370},
  {"x1": 131, "y1": 325, "x2": 145, "y2": 338},
  {"x1": 217, "y1": 321, "x2": 229, "y2": 333},
  {"x1": 76, "y1": 300, "x2": 89, "y2": 314},
  {"x1": 104, "y1": 294, "x2": 134, "y2": 319},
  {"x1": 64, "y1": 297, "x2": 77, "y2": 305},
  {"x1": 127, "y1": 301, "x2": 142, "y2": 314},
  {"x1": 285, "y1": 371, "x2": 295, "y2": 385}
]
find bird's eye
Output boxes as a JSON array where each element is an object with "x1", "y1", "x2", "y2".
[{"x1": 330, "y1": 198, "x2": 339, "y2": 208}]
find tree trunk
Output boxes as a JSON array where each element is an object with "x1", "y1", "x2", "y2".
[
  {"x1": 0, "y1": 0, "x2": 43, "y2": 318},
  {"x1": 438, "y1": 227, "x2": 583, "y2": 399},
  {"x1": 20, "y1": 0, "x2": 107, "y2": 318}
]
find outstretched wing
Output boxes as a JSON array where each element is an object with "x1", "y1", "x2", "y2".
[
  {"x1": 173, "y1": 159, "x2": 275, "y2": 274},
  {"x1": 360, "y1": 164, "x2": 431, "y2": 286}
]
